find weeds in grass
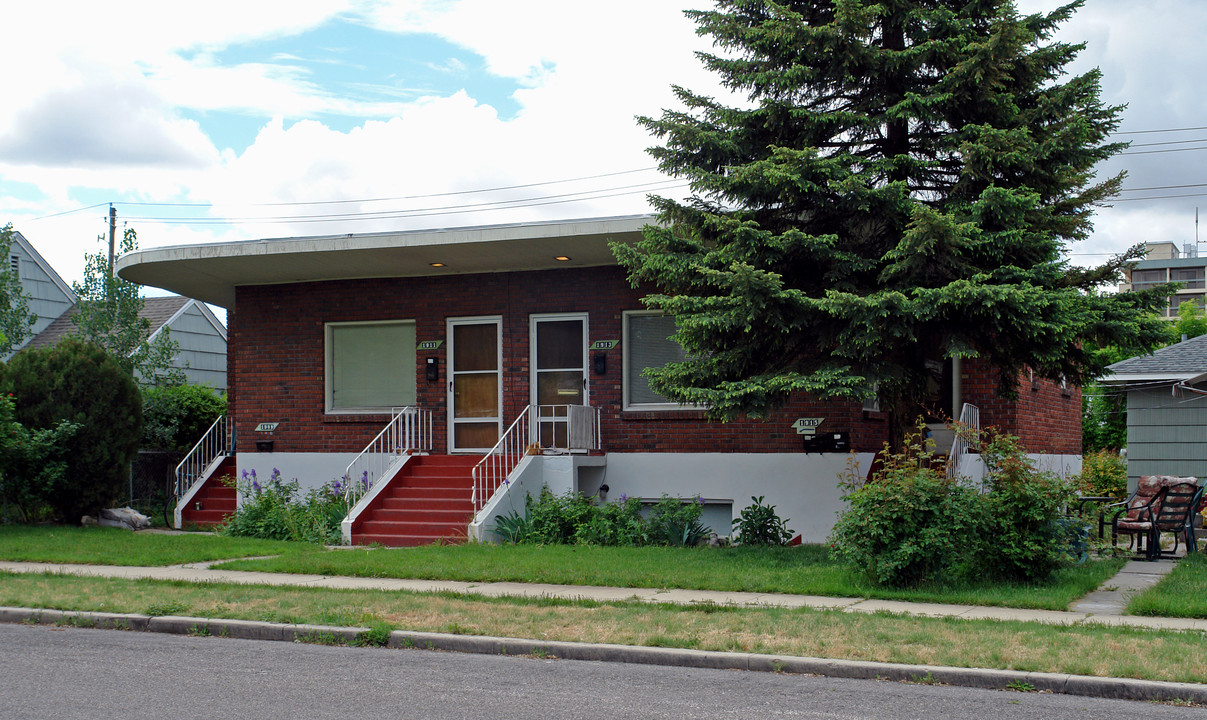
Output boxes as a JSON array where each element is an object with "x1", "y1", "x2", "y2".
[
  {"x1": 530, "y1": 647, "x2": 553, "y2": 659},
  {"x1": 910, "y1": 672, "x2": 942, "y2": 686},
  {"x1": 295, "y1": 631, "x2": 341, "y2": 646},
  {"x1": 1004, "y1": 680, "x2": 1036, "y2": 692},
  {"x1": 188, "y1": 624, "x2": 211, "y2": 637},
  {"x1": 352, "y1": 623, "x2": 392, "y2": 648},
  {"x1": 145, "y1": 600, "x2": 188, "y2": 616}
]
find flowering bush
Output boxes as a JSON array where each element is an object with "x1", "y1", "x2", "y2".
[{"x1": 221, "y1": 468, "x2": 348, "y2": 544}]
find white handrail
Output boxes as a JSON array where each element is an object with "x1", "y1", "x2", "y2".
[
  {"x1": 472, "y1": 404, "x2": 601, "y2": 512},
  {"x1": 472, "y1": 406, "x2": 532, "y2": 513},
  {"x1": 948, "y1": 403, "x2": 980, "y2": 479},
  {"x1": 174, "y1": 414, "x2": 230, "y2": 500},
  {"x1": 343, "y1": 407, "x2": 432, "y2": 505}
]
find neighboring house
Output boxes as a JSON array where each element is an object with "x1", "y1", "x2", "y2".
[
  {"x1": 1101, "y1": 334, "x2": 1207, "y2": 488},
  {"x1": 5, "y1": 231, "x2": 228, "y2": 390},
  {"x1": 1119, "y1": 241, "x2": 1207, "y2": 319},
  {"x1": 5, "y1": 230, "x2": 77, "y2": 358},
  {"x1": 23, "y1": 297, "x2": 228, "y2": 391},
  {"x1": 116, "y1": 214, "x2": 1081, "y2": 543}
]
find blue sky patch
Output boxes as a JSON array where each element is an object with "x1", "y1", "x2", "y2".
[{"x1": 184, "y1": 19, "x2": 524, "y2": 152}]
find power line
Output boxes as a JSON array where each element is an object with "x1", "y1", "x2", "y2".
[
  {"x1": 1119, "y1": 182, "x2": 1207, "y2": 193},
  {"x1": 1118, "y1": 145, "x2": 1207, "y2": 157},
  {"x1": 128, "y1": 182, "x2": 687, "y2": 227},
  {"x1": 1113, "y1": 125, "x2": 1207, "y2": 136},
  {"x1": 1112, "y1": 192, "x2": 1207, "y2": 203}
]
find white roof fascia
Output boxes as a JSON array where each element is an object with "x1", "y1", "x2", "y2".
[{"x1": 1098, "y1": 372, "x2": 1202, "y2": 385}]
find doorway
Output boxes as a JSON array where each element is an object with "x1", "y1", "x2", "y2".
[
  {"x1": 530, "y1": 313, "x2": 588, "y2": 449},
  {"x1": 447, "y1": 317, "x2": 502, "y2": 453}
]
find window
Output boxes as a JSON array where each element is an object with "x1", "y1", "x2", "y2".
[
  {"x1": 1130, "y1": 269, "x2": 1166, "y2": 289},
  {"x1": 1172, "y1": 268, "x2": 1205, "y2": 289},
  {"x1": 325, "y1": 320, "x2": 416, "y2": 413},
  {"x1": 623, "y1": 312, "x2": 690, "y2": 409}
]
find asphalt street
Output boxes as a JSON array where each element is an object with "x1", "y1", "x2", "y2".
[{"x1": 2, "y1": 624, "x2": 1202, "y2": 720}]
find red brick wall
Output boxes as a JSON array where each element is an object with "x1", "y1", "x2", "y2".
[{"x1": 228, "y1": 267, "x2": 1080, "y2": 456}]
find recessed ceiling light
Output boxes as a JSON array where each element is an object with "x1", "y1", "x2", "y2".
[
  {"x1": 554, "y1": 256, "x2": 571, "y2": 262},
  {"x1": 430, "y1": 262, "x2": 445, "y2": 267}
]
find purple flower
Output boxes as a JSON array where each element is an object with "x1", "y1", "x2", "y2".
[
  {"x1": 361, "y1": 470, "x2": 370, "y2": 489},
  {"x1": 250, "y1": 469, "x2": 257, "y2": 480},
  {"x1": 618, "y1": 493, "x2": 628, "y2": 503},
  {"x1": 252, "y1": 480, "x2": 261, "y2": 493},
  {"x1": 696, "y1": 496, "x2": 706, "y2": 506}
]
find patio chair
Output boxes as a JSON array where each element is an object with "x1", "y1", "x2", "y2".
[
  {"x1": 1108, "y1": 475, "x2": 1165, "y2": 558},
  {"x1": 1149, "y1": 477, "x2": 1203, "y2": 560}
]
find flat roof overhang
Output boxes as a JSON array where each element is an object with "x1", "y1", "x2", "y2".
[{"x1": 115, "y1": 214, "x2": 654, "y2": 308}]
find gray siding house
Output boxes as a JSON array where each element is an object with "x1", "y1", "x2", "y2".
[
  {"x1": 1102, "y1": 334, "x2": 1207, "y2": 487},
  {"x1": 6, "y1": 231, "x2": 227, "y2": 390},
  {"x1": 6, "y1": 230, "x2": 76, "y2": 357}
]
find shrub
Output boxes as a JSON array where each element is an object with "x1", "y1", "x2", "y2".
[
  {"x1": 646, "y1": 494, "x2": 709, "y2": 546},
  {"x1": 1075, "y1": 450, "x2": 1127, "y2": 499},
  {"x1": 221, "y1": 468, "x2": 347, "y2": 544},
  {"x1": 732, "y1": 496, "x2": 794, "y2": 546},
  {"x1": 141, "y1": 384, "x2": 226, "y2": 451},
  {"x1": 829, "y1": 433, "x2": 981, "y2": 587},
  {"x1": 975, "y1": 431, "x2": 1079, "y2": 583},
  {"x1": 4, "y1": 339, "x2": 143, "y2": 521},
  {"x1": 0, "y1": 391, "x2": 78, "y2": 522},
  {"x1": 495, "y1": 489, "x2": 705, "y2": 546}
]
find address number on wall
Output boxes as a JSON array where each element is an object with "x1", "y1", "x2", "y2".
[{"x1": 255, "y1": 422, "x2": 280, "y2": 432}]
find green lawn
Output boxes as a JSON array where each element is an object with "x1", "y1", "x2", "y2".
[
  {"x1": 218, "y1": 540, "x2": 1123, "y2": 611},
  {"x1": 1127, "y1": 552, "x2": 1207, "y2": 619},
  {"x1": 3, "y1": 572, "x2": 1206, "y2": 684},
  {"x1": 0, "y1": 525, "x2": 1125, "y2": 611},
  {"x1": 0, "y1": 526, "x2": 310, "y2": 566}
]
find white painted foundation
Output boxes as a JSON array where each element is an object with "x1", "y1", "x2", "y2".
[{"x1": 235, "y1": 452, "x2": 359, "y2": 506}]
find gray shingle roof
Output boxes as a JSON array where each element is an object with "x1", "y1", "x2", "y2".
[
  {"x1": 24, "y1": 295, "x2": 191, "y2": 351},
  {"x1": 1106, "y1": 333, "x2": 1207, "y2": 378}
]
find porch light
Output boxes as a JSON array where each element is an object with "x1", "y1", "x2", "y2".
[
  {"x1": 430, "y1": 262, "x2": 445, "y2": 267},
  {"x1": 554, "y1": 256, "x2": 571, "y2": 261}
]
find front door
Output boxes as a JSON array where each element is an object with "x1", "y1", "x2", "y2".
[
  {"x1": 530, "y1": 313, "x2": 588, "y2": 449},
  {"x1": 448, "y1": 317, "x2": 502, "y2": 453}
]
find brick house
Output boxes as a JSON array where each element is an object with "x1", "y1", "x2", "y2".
[{"x1": 117, "y1": 215, "x2": 1081, "y2": 544}]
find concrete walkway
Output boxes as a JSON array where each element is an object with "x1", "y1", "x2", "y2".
[{"x1": 1, "y1": 556, "x2": 1201, "y2": 631}]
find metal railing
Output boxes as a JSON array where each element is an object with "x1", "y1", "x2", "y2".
[
  {"x1": 472, "y1": 404, "x2": 601, "y2": 512},
  {"x1": 947, "y1": 403, "x2": 980, "y2": 479},
  {"x1": 343, "y1": 407, "x2": 433, "y2": 506},
  {"x1": 174, "y1": 414, "x2": 232, "y2": 500}
]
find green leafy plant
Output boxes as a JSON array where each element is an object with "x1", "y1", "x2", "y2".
[
  {"x1": 0, "y1": 390, "x2": 78, "y2": 522},
  {"x1": 221, "y1": 469, "x2": 347, "y2": 544},
  {"x1": 732, "y1": 496, "x2": 793, "y2": 546},
  {"x1": 4, "y1": 338, "x2": 143, "y2": 521},
  {"x1": 141, "y1": 384, "x2": 225, "y2": 451},
  {"x1": 646, "y1": 495, "x2": 708, "y2": 547},
  {"x1": 976, "y1": 431, "x2": 1080, "y2": 583},
  {"x1": 829, "y1": 428, "x2": 981, "y2": 587},
  {"x1": 1075, "y1": 450, "x2": 1127, "y2": 499}
]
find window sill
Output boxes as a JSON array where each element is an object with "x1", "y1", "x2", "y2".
[
  {"x1": 620, "y1": 409, "x2": 710, "y2": 421},
  {"x1": 323, "y1": 413, "x2": 394, "y2": 424}
]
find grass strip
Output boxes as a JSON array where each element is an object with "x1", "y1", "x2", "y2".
[
  {"x1": 1127, "y1": 552, "x2": 1207, "y2": 619},
  {"x1": 2, "y1": 571, "x2": 1204, "y2": 684},
  {"x1": 213, "y1": 543, "x2": 1124, "y2": 611},
  {"x1": 0, "y1": 526, "x2": 307, "y2": 566}
]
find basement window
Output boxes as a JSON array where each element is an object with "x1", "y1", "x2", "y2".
[{"x1": 325, "y1": 320, "x2": 416, "y2": 413}]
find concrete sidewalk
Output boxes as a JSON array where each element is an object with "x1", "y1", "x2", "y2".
[{"x1": 1, "y1": 557, "x2": 1201, "y2": 631}]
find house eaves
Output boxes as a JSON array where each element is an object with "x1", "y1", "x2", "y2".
[{"x1": 115, "y1": 215, "x2": 655, "y2": 309}]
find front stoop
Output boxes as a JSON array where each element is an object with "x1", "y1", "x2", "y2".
[
  {"x1": 351, "y1": 455, "x2": 478, "y2": 547},
  {"x1": 179, "y1": 457, "x2": 237, "y2": 529}
]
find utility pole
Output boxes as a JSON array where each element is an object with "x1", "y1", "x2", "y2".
[{"x1": 108, "y1": 204, "x2": 117, "y2": 277}]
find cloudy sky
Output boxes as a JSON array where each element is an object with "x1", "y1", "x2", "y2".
[{"x1": 1, "y1": 0, "x2": 1205, "y2": 295}]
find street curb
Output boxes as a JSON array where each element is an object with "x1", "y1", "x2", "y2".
[{"x1": 3, "y1": 606, "x2": 1204, "y2": 704}]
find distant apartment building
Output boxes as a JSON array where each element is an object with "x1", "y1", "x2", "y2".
[{"x1": 1120, "y1": 241, "x2": 1206, "y2": 319}]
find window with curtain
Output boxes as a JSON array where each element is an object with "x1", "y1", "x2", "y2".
[{"x1": 326, "y1": 321, "x2": 416, "y2": 412}]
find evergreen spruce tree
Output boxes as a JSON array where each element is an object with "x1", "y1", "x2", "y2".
[{"x1": 616, "y1": 0, "x2": 1170, "y2": 447}]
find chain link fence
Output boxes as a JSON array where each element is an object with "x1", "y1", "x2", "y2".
[{"x1": 129, "y1": 450, "x2": 185, "y2": 523}]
